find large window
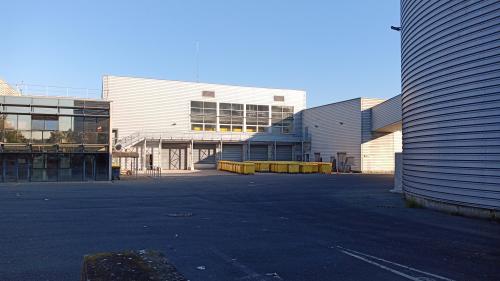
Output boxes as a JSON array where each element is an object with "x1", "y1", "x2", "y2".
[
  {"x1": 219, "y1": 103, "x2": 244, "y2": 132},
  {"x1": 246, "y1": 104, "x2": 269, "y2": 133},
  {"x1": 31, "y1": 115, "x2": 59, "y2": 144},
  {"x1": 190, "y1": 101, "x2": 217, "y2": 131},
  {"x1": 271, "y1": 106, "x2": 294, "y2": 134}
]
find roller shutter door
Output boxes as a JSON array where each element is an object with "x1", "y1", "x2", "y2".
[
  {"x1": 161, "y1": 144, "x2": 187, "y2": 170},
  {"x1": 276, "y1": 145, "x2": 292, "y2": 161},
  {"x1": 249, "y1": 145, "x2": 268, "y2": 160},
  {"x1": 221, "y1": 144, "x2": 243, "y2": 161},
  {"x1": 193, "y1": 144, "x2": 216, "y2": 169}
]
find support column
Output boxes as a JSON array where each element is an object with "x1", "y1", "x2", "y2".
[
  {"x1": 219, "y1": 140, "x2": 223, "y2": 160},
  {"x1": 301, "y1": 141, "x2": 304, "y2": 162},
  {"x1": 158, "y1": 138, "x2": 162, "y2": 169},
  {"x1": 248, "y1": 140, "x2": 251, "y2": 160},
  {"x1": 143, "y1": 139, "x2": 147, "y2": 171},
  {"x1": 274, "y1": 141, "x2": 277, "y2": 160},
  {"x1": 190, "y1": 139, "x2": 195, "y2": 170}
]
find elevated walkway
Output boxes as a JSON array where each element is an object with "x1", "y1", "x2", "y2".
[{"x1": 371, "y1": 94, "x2": 402, "y2": 133}]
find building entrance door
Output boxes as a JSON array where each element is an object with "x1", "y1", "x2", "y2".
[
  {"x1": 84, "y1": 155, "x2": 95, "y2": 181},
  {"x1": 4, "y1": 154, "x2": 30, "y2": 182}
]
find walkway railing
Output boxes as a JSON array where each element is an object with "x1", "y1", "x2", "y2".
[{"x1": 1, "y1": 81, "x2": 101, "y2": 100}]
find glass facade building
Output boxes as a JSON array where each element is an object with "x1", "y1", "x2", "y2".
[{"x1": 0, "y1": 96, "x2": 111, "y2": 182}]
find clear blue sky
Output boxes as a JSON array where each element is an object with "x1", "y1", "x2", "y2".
[{"x1": 1, "y1": 1, "x2": 401, "y2": 107}]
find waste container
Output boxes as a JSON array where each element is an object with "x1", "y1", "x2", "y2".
[{"x1": 112, "y1": 165, "x2": 121, "y2": 180}]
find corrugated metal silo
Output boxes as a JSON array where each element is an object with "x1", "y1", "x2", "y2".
[{"x1": 400, "y1": 0, "x2": 500, "y2": 216}]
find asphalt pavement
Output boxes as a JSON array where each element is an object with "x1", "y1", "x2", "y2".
[{"x1": 0, "y1": 173, "x2": 499, "y2": 281}]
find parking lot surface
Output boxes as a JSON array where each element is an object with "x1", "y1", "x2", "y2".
[{"x1": 0, "y1": 173, "x2": 499, "y2": 281}]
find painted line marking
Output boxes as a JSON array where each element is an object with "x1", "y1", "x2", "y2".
[{"x1": 337, "y1": 246, "x2": 455, "y2": 281}]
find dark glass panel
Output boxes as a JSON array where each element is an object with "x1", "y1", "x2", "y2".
[
  {"x1": 96, "y1": 117, "x2": 109, "y2": 133},
  {"x1": 70, "y1": 154, "x2": 84, "y2": 181},
  {"x1": 191, "y1": 101, "x2": 203, "y2": 108},
  {"x1": 258, "y1": 126, "x2": 267, "y2": 133},
  {"x1": 85, "y1": 109, "x2": 109, "y2": 116},
  {"x1": 204, "y1": 108, "x2": 217, "y2": 116},
  {"x1": 74, "y1": 116, "x2": 85, "y2": 133},
  {"x1": 97, "y1": 133, "x2": 109, "y2": 144},
  {"x1": 31, "y1": 131, "x2": 43, "y2": 144},
  {"x1": 204, "y1": 102, "x2": 216, "y2": 109},
  {"x1": 84, "y1": 132, "x2": 98, "y2": 144},
  {"x1": 219, "y1": 116, "x2": 231, "y2": 124},
  {"x1": 219, "y1": 109, "x2": 232, "y2": 116},
  {"x1": 204, "y1": 124, "x2": 216, "y2": 131},
  {"x1": 204, "y1": 116, "x2": 217, "y2": 124},
  {"x1": 84, "y1": 117, "x2": 97, "y2": 132},
  {"x1": 17, "y1": 115, "x2": 31, "y2": 130},
  {"x1": 85, "y1": 101, "x2": 109, "y2": 109},
  {"x1": 59, "y1": 116, "x2": 73, "y2": 131},
  {"x1": 258, "y1": 105, "x2": 269, "y2": 111},
  {"x1": 190, "y1": 107, "x2": 202, "y2": 115},
  {"x1": 232, "y1": 117, "x2": 244, "y2": 124},
  {"x1": 4, "y1": 115, "x2": 17, "y2": 130},
  {"x1": 32, "y1": 119, "x2": 44, "y2": 130},
  {"x1": 45, "y1": 120, "x2": 58, "y2": 131},
  {"x1": 95, "y1": 153, "x2": 109, "y2": 181},
  {"x1": 44, "y1": 131, "x2": 58, "y2": 144},
  {"x1": 32, "y1": 154, "x2": 45, "y2": 169},
  {"x1": 232, "y1": 104, "x2": 243, "y2": 110},
  {"x1": 246, "y1": 104, "x2": 257, "y2": 111},
  {"x1": 191, "y1": 115, "x2": 204, "y2": 123},
  {"x1": 219, "y1": 103, "x2": 232, "y2": 110},
  {"x1": 84, "y1": 154, "x2": 95, "y2": 181}
]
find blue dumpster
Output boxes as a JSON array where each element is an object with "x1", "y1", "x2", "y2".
[{"x1": 112, "y1": 166, "x2": 120, "y2": 180}]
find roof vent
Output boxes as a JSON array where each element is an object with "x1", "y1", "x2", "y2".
[
  {"x1": 274, "y1": 95, "x2": 285, "y2": 102},
  {"x1": 202, "y1": 91, "x2": 215, "y2": 98}
]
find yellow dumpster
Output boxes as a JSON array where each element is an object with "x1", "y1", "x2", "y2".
[
  {"x1": 317, "y1": 163, "x2": 332, "y2": 174},
  {"x1": 287, "y1": 163, "x2": 300, "y2": 173},
  {"x1": 270, "y1": 162, "x2": 288, "y2": 173},
  {"x1": 299, "y1": 163, "x2": 317, "y2": 173}
]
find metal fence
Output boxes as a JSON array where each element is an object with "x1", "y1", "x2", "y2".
[{"x1": 0, "y1": 81, "x2": 101, "y2": 100}]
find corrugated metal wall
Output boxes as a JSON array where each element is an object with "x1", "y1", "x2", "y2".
[
  {"x1": 361, "y1": 98, "x2": 401, "y2": 173},
  {"x1": 401, "y1": 0, "x2": 500, "y2": 209},
  {"x1": 276, "y1": 145, "x2": 293, "y2": 161},
  {"x1": 303, "y1": 99, "x2": 362, "y2": 170},
  {"x1": 103, "y1": 75, "x2": 306, "y2": 139},
  {"x1": 249, "y1": 145, "x2": 268, "y2": 160},
  {"x1": 221, "y1": 144, "x2": 243, "y2": 161},
  {"x1": 371, "y1": 95, "x2": 402, "y2": 132}
]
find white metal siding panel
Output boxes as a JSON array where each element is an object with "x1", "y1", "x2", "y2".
[
  {"x1": 361, "y1": 98, "x2": 400, "y2": 173},
  {"x1": 371, "y1": 95, "x2": 402, "y2": 132},
  {"x1": 104, "y1": 75, "x2": 306, "y2": 140},
  {"x1": 401, "y1": 0, "x2": 500, "y2": 209},
  {"x1": 303, "y1": 99, "x2": 362, "y2": 171}
]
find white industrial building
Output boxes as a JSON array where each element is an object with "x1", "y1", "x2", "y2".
[
  {"x1": 104, "y1": 75, "x2": 307, "y2": 170},
  {"x1": 105, "y1": 75, "x2": 404, "y2": 174},
  {"x1": 302, "y1": 96, "x2": 402, "y2": 173}
]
